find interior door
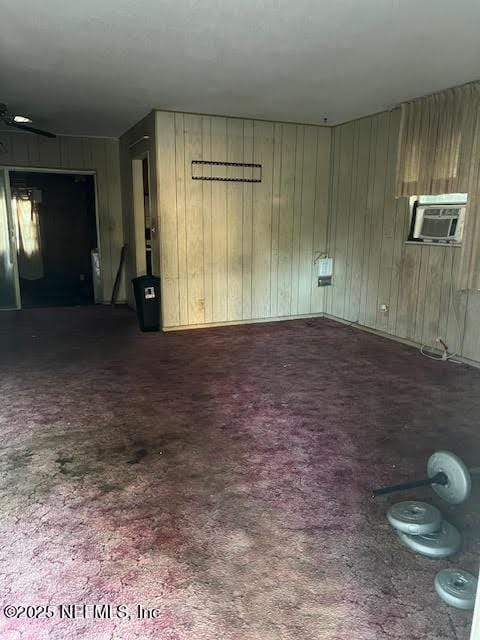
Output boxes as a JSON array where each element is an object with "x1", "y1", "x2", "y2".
[{"x1": 0, "y1": 169, "x2": 20, "y2": 309}]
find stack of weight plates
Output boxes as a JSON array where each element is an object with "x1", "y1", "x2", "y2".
[{"x1": 387, "y1": 501, "x2": 462, "y2": 558}]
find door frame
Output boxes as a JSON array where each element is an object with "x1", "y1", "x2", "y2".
[
  {"x1": 130, "y1": 151, "x2": 152, "y2": 278},
  {"x1": 2, "y1": 166, "x2": 101, "y2": 308},
  {"x1": 0, "y1": 167, "x2": 21, "y2": 310},
  {"x1": 472, "y1": 575, "x2": 480, "y2": 640}
]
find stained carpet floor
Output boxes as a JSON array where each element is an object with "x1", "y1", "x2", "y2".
[{"x1": 0, "y1": 307, "x2": 478, "y2": 640}]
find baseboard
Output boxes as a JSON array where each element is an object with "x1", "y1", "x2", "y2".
[
  {"x1": 162, "y1": 312, "x2": 324, "y2": 332},
  {"x1": 161, "y1": 309, "x2": 480, "y2": 369},
  {"x1": 323, "y1": 313, "x2": 480, "y2": 370}
]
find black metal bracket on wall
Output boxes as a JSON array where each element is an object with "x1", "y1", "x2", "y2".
[{"x1": 191, "y1": 160, "x2": 262, "y2": 183}]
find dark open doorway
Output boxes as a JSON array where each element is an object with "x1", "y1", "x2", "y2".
[{"x1": 10, "y1": 171, "x2": 98, "y2": 308}]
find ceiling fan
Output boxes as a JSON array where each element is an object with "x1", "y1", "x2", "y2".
[{"x1": 0, "y1": 103, "x2": 56, "y2": 138}]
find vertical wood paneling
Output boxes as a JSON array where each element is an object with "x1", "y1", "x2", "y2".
[
  {"x1": 298, "y1": 127, "x2": 318, "y2": 314},
  {"x1": 376, "y1": 110, "x2": 400, "y2": 331},
  {"x1": 60, "y1": 137, "x2": 84, "y2": 168},
  {"x1": 387, "y1": 198, "x2": 409, "y2": 335},
  {"x1": 332, "y1": 122, "x2": 355, "y2": 319},
  {"x1": 226, "y1": 119, "x2": 244, "y2": 320},
  {"x1": 154, "y1": 111, "x2": 331, "y2": 328},
  {"x1": 325, "y1": 126, "x2": 340, "y2": 315},
  {"x1": 277, "y1": 124, "x2": 297, "y2": 317},
  {"x1": 37, "y1": 137, "x2": 62, "y2": 167},
  {"x1": 341, "y1": 122, "x2": 358, "y2": 319},
  {"x1": 347, "y1": 118, "x2": 371, "y2": 322},
  {"x1": 81, "y1": 139, "x2": 95, "y2": 172},
  {"x1": 446, "y1": 249, "x2": 468, "y2": 355},
  {"x1": 363, "y1": 112, "x2": 390, "y2": 328},
  {"x1": 174, "y1": 114, "x2": 189, "y2": 325},
  {"x1": 252, "y1": 120, "x2": 274, "y2": 318},
  {"x1": 413, "y1": 247, "x2": 429, "y2": 344},
  {"x1": 26, "y1": 135, "x2": 41, "y2": 165},
  {"x1": 343, "y1": 120, "x2": 360, "y2": 322},
  {"x1": 242, "y1": 119, "x2": 254, "y2": 319},
  {"x1": 184, "y1": 114, "x2": 205, "y2": 324},
  {"x1": 310, "y1": 127, "x2": 331, "y2": 313},
  {"x1": 10, "y1": 134, "x2": 30, "y2": 165},
  {"x1": 104, "y1": 140, "x2": 123, "y2": 295},
  {"x1": 0, "y1": 130, "x2": 124, "y2": 303},
  {"x1": 90, "y1": 139, "x2": 113, "y2": 298},
  {"x1": 156, "y1": 111, "x2": 179, "y2": 326},
  {"x1": 421, "y1": 247, "x2": 444, "y2": 344},
  {"x1": 397, "y1": 246, "x2": 422, "y2": 341},
  {"x1": 462, "y1": 291, "x2": 480, "y2": 361},
  {"x1": 358, "y1": 116, "x2": 378, "y2": 326},
  {"x1": 328, "y1": 108, "x2": 478, "y2": 362},
  {"x1": 211, "y1": 117, "x2": 228, "y2": 322},
  {"x1": 201, "y1": 116, "x2": 214, "y2": 324},
  {"x1": 290, "y1": 126, "x2": 305, "y2": 315},
  {"x1": 270, "y1": 123, "x2": 282, "y2": 318},
  {"x1": 436, "y1": 245, "x2": 455, "y2": 343}
]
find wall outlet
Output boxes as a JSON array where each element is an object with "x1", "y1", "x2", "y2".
[{"x1": 380, "y1": 303, "x2": 389, "y2": 313}]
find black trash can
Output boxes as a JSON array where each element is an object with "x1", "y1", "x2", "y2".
[{"x1": 132, "y1": 275, "x2": 160, "y2": 332}]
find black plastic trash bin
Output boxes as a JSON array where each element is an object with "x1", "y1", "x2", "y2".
[{"x1": 132, "y1": 275, "x2": 160, "y2": 331}]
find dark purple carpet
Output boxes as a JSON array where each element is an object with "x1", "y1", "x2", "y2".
[{"x1": 0, "y1": 307, "x2": 478, "y2": 639}]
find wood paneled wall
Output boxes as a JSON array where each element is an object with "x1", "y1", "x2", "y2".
[
  {"x1": 155, "y1": 111, "x2": 331, "y2": 329},
  {"x1": 327, "y1": 109, "x2": 480, "y2": 363},
  {"x1": 0, "y1": 131, "x2": 124, "y2": 302}
]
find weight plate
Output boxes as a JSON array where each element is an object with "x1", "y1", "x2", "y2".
[
  {"x1": 397, "y1": 520, "x2": 461, "y2": 558},
  {"x1": 435, "y1": 569, "x2": 478, "y2": 610},
  {"x1": 387, "y1": 501, "x2": 442, "y2": 535},
  {"x1": 427, "y1": 451, "x2": 471, "y2": 505}
]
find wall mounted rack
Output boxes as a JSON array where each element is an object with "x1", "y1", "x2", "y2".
[{"x1": 192, "y1": 160, "x2": 262, "y2": 183}]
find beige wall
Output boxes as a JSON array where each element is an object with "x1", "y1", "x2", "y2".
[
  {"x1": 155, "y1": 111, "x2": 331, "y2": 329},
  {"x1": 0, "y1": 131, "x2": 125, "y2": 303},
  {"x1": 326, "y1": 109, "x2": 480, "y2": 363},
  {"x1": 119, "y1": 106, "x2": 480, "y2": 364}
]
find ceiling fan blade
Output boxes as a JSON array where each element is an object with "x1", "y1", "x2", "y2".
[{"x1": 6, "y1": 121, "x2": 56, "y2": 138}]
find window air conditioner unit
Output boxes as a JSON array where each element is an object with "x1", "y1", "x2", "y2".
[{"x1": 412, "y1": 203, "x2": 465, "y2": 244}]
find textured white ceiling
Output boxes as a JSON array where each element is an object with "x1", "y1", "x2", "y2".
[{"x1": 1, "y1": 0, "x2": 480, "y2": 137}]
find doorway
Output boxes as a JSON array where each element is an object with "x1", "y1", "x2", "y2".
[{"x1": 9, "y1": 171, "x2": 98, "y2": 308}]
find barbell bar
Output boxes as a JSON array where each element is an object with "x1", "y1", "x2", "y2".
[
  {"x1": 373, "y1": 451, "x2": 478, "y2": 505},
  {"x1": 373, "y1": 472, "x2": 448, "y2": 497}
]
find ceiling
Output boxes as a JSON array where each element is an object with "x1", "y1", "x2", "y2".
[{"x1": 1, "y1": 0, "x2": 480, "y2": 137}]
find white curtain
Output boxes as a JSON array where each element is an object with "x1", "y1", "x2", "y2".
[
  {"x1": 14, "y1": 196, "x2": 44, "y2": 280},
  {"x1": 0, "y1": 187, "x2": 13, "y2": 292},
  {"x1": 395, "y1": 82, "x2": 480, "y2": 290}
]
